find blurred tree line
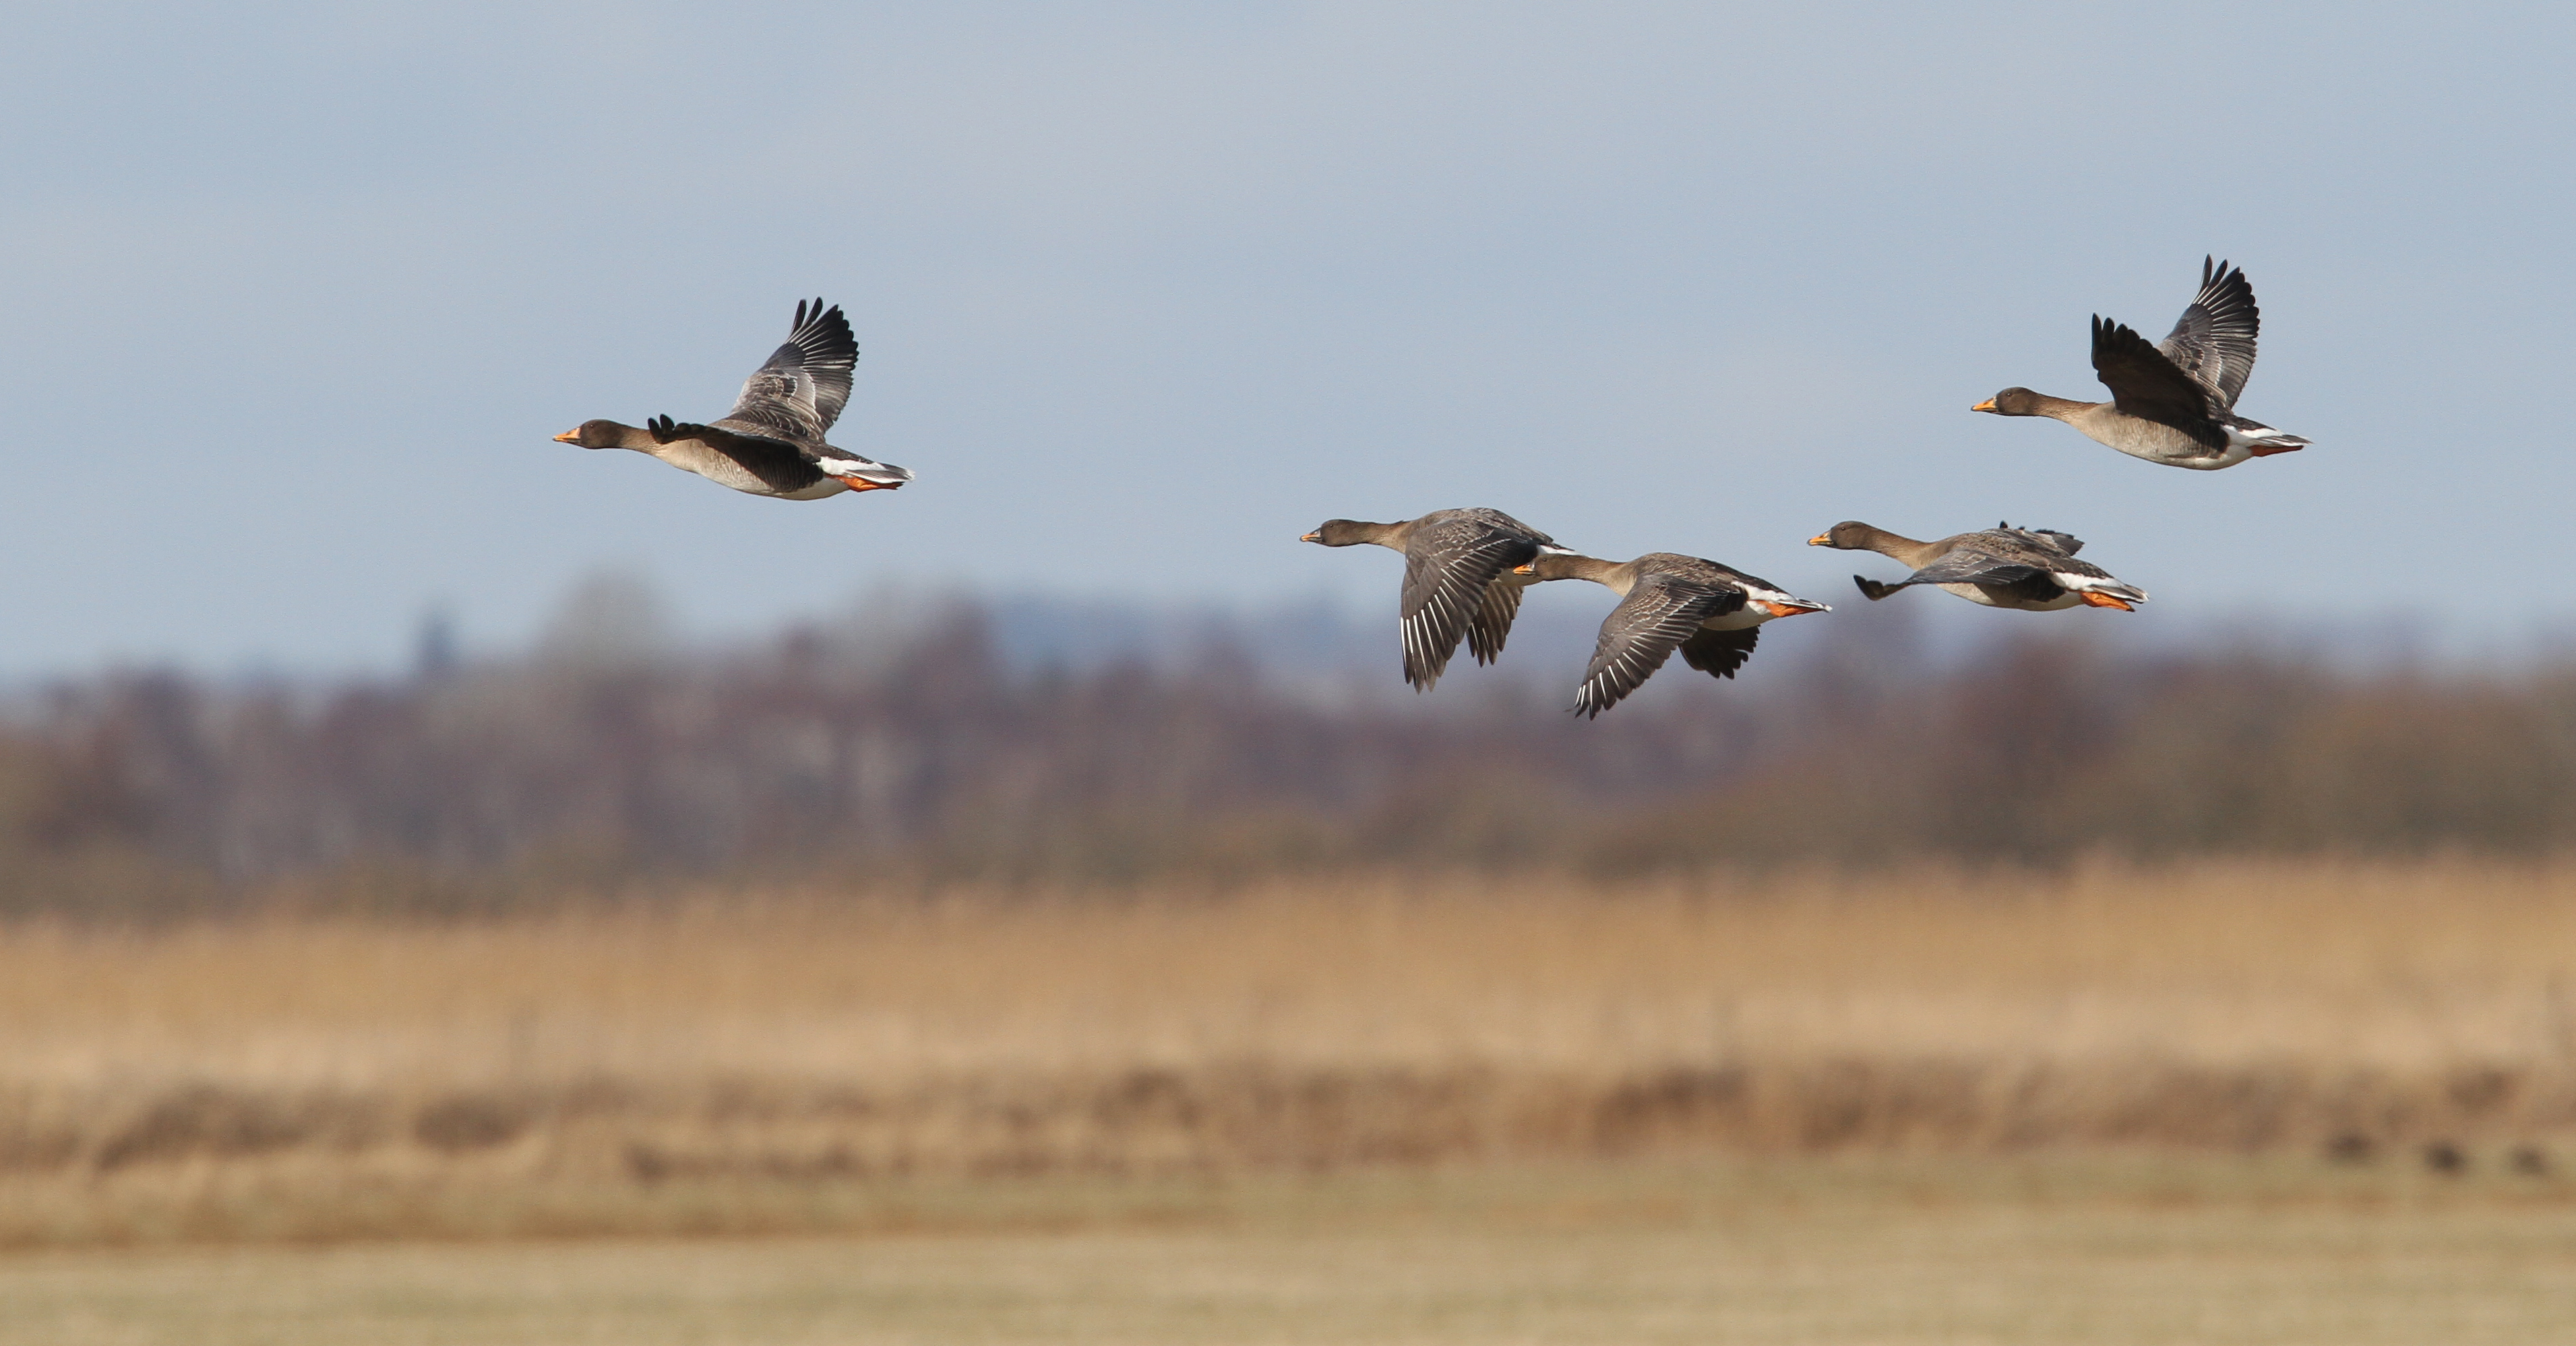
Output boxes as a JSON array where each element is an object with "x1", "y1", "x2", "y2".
[{"x1": 4, "y1": 592, "x2": 2575, "y2": 917}]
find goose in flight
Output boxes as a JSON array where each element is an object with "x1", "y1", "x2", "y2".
[
  {"x1": 1973, "y1": 257, "x2": 2310, "y2": 470},
  {"x1": 1809, "y1": 521, "x2": 2146, "y2": 611},
  {"x1": 1516, "y1": 551, "x2": 1829, "y2": 718},
  {"x1": 1302, "y1": 508, "x2": 1570, "y2": 690},
  {"x1": 554, "y1": 299, "x2": 913, "y2": 499}
]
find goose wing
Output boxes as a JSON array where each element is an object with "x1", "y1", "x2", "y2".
[
  {"x1": 1905, "y1": 553, "x2": 2048, "y2": 588},
  {"x1": 1676, "y1": 625, "x2": 1761, "y2": 680},
  {"x1": 2092, "y1": 316, "x2": 2228, "y2": 450},
  {"x1": 1465, "y1": 578, "x2": 1525, "y2": 666},
  {"x1": 1912, "y1": 532, "x2": 2133, "y2": 595},
  {"x1": 1399, "y1": 514, "x2": 1543, "y2": 689},
  {"x1": 1904, "y1": 532, "x2": 2073, "y2": 586},
  {"x1": 725, "y1": 299, "x2": 858, "y2": 442},
  {"x1": 1998, "y1": 524, "x2": 2083, "y2": 556},
  {"x1": 2157, "y1": 257, "x2": 2261, "y2": 410},
  {"x1": 1573, "y1": 574, "x2": 1744, "y2": 718}
]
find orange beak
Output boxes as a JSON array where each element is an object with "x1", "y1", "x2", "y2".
[
  {"x1": 1970, "y1": 398, "x2": 1997, "y2": 413},
  {"x1": 551, "y1": 430, "x2": 580, "y2": 443},
  {"x1": 2077, "y1": 592, "x2": 2135, "y2": 611},
  {"x1": 1299, "y1": 531, "x2": 1322, "y2": 543},
  {"x1": 1806, "y1": 533, "x2": 1833, "y2": 547}
]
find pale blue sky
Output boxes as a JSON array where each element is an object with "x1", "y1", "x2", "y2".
[{"x1": 3, "y1": 3, "x2": 2570, "y2": 675}]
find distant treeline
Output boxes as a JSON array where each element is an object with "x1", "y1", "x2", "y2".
[{"x1": 4, "y1": 600, "x2": 2574, "y2": 915}]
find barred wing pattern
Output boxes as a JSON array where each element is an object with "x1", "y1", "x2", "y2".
[
  {"x1": 1465, "y1": 579, "x2": 1525, "y2": 667},
  {"x1": 1397, "y1": 514, "x2": 1544, "y2": 690},
  {"x1": 1573, "y1": 576, "x2": 1744, "y2": 718},
  {"x1": 2157, "y1": 257, "x2": 2261, "y2": 410},
  {"x1": 725, "y1": 299, "x2": 858, "y2": 442}
]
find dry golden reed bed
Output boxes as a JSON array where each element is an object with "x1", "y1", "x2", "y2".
[{"x1": 7, "y1": 859, "x2": 2576, "y2": 1244}]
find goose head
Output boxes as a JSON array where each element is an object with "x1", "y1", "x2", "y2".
[
  {"x1": 552, "y1": 419, "x2": 648, "y2": 450},
  {"x1": 1970, "y1": 388, "x2": 2047, "y2": 416}
]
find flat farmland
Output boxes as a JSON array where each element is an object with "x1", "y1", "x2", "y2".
[
  {"x1": 9, "y1": 861, "x2": 2576, "y2": 1339},
  {"x1": 5, "y1": 1157, "x2": 2575, "y2": 1345},
  {"x1": 8, "y1": 861, "x2": 2576, "y2": 1244}
]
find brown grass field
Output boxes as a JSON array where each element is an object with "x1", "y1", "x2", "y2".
[
  {"x1": 9, "y1": 859, "x2": 2576, "y2": 1340},
  {"x1": 6, "y1": 1159, "x2": 2576, "y2": 1345}
]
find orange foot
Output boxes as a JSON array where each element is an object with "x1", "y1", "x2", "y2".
[
  {"x1": 839, "y1": 479, "x2": 899, "y2": 493},
  {"x1": 2077, "y1": 592, "x2": 2135, "y2": 611},
  {"x1": 2248, "y1": 443, "x2": 2306, "y2": 457}
]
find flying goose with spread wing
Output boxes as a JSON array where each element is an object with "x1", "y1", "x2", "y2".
[
  {"x1": 1809, "y1": 521, "x2": 2146, "y2": 611},
  {"x1": 554, "y1": 299, "x2": 913, "y2": 499},
  {"x1": 1302, "y1": 508, "x2": 1572, "y2": 690},
  {"x1": 1516, "y1": 551, "x2": 1829, "y2": 718},
  {"x1": 1973, "y1": 257, "x2": 2309, "y2": 470}
]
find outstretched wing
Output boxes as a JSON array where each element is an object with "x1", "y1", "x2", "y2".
[
  {"x1": 1676, "y1": 625, "x2": 1761, "y2": 680},
  {"x1": 1573, "y1": 576, "x2": 1743, "y2": 718},
  {"x1": 2157, "y1": 257, "x2": 2260, "y2": 410},
  {"x1": 1460, "y1": 508, "x2": 1560, "y2": 665},
  {"x1": 1465, "y1": 578, "x2": 1525, "y2": 666},
  {"x1": 2092, "y1": 315, "x2": 2227, "y2": 449},
  {"x1": 1399, "y1": 518, "x2": 1541, "y2": 690},
  {"x1": 726, "y1": 299, "x2": 857, "y2": 441}
]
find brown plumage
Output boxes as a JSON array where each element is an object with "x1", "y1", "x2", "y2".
[
  {"x1": 1973, "y1": 257, "x2": 2310, "y2": 470},
  {"x1": 553, "y1": 299, "x2": 913, "y2": 499},
  {"x1": 1303, "y1": 508, "x2": 1569, "y2": 690},
  {"x1": 1808, "y1": 521, "x2": 2147, "y2": 612},
  {"x1": 1521, "y1": 551, "x2": 1829, "y2": 717}
]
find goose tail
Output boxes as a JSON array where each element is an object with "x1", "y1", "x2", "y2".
[
  {"x1": 2228, "y1": 419, "x2": 2311, "y2": 458},
  {"x1": 2060, "y1": 574, "x2": 2148, "y2": 608},
  {"x1": 824, "y1": 458, "x2": 914, "y2": 489}
]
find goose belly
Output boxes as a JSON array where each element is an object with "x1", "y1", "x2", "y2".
[
  {"x1": 648, "y1": 443, "x2": 838, "y2": 498},
  {"x1": 1938, "y1": 582, "x2": 2080, "y2": 611},
  {"x1": 2142, "y1": 443, "x2": 2253, "y2": 471},
  {"x1": 2079, "y1": 413, "x2": 2247, "y2": 470}
]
